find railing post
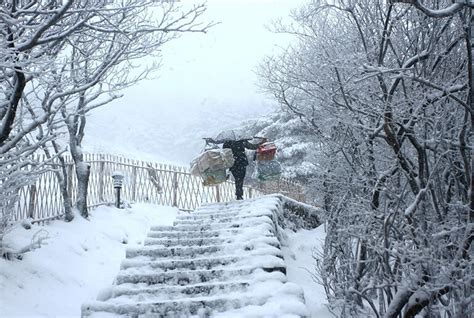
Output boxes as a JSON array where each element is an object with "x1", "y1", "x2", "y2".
[
  {"x1": 28, "y1": 184, "x2": 37, "y2": 219},
  {"x1": 98, "y1": 160, "x2": 105, "y2": 202},
  {"x1": 216, "y1": 184, "x2": 221, "y2": 202},
  {"x1": 249, "y1": 187, "x2": 253, "y2": 199},
  {"x1": 172, "y1": 171, "x2": 178, "y2": 207},
  {"x1": 131, "y1": 165, "x2": 137, "y2": 202},
  {"x1": 67, "y1": 164, "x2": 74, "y2": 199}
]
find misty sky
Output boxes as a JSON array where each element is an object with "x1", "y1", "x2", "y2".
[{"x1": 85, "y1": 0, "x2": 304, "y2": 165}]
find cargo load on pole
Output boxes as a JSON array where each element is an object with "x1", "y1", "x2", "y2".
[
  {"x1": 254, "y1": 142, "x2": 281, "y2": 181},
  {"x1": 190, "y1": 148, "x2": 234, "y2": 186},
  {"x1": 256, "y1": 159, "x2": 282, "y2": 181},
  {"x1": 256, "y1": 142, "x2": 277, "y2": 161}
]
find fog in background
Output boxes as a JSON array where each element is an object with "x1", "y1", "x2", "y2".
[{"x1": 84, "y1": 0, "x2": 303, "y2": 165}]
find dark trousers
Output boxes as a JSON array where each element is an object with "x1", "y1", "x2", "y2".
[{"x1": 230, "y1": 165, "x2": 246, "y2": 200}]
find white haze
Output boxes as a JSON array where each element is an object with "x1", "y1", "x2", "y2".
[{"x1": 84, "y1": 0, "x2": 304, "y2": 166}]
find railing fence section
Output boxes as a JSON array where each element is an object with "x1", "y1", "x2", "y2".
[{"x1": 13, "y1": 153, "x2": 304, "y2": 222}]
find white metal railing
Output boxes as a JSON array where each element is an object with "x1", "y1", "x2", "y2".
[{"x1": 14, "y1": 153, "x2": 305, "y2": 222}]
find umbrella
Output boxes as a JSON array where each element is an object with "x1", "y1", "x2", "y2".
[{"x1": 214, "y1": 129, "x2": 252, "y2": 143}]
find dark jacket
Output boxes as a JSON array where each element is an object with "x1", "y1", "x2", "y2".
[{"x1": 223, "y1": 140, "x2": 259, "y2": 168}]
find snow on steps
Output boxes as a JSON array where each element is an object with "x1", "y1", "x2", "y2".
[{"x1": 82, "y1": 195, "x2": 324, "y2": 317}]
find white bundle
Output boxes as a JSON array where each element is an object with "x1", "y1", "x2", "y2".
[{"x1": 190, "y1": 148, "x2": 235, "y2": 177}]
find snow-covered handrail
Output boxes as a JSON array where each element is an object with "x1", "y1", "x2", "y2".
[{"x1": 273, "y1": 194, "x2": 324, "y2": 232}]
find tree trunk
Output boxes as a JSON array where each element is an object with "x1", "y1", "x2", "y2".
[
  {"x1": 53, "y1": 153, "x2": 75, "y2": 221},
  {"x1": 0, "y1": 27, "x2": 26, "y2": 146},
  {"x1": 43, "y1": 141, "x2": 75, "y2": 222},
  {"x1": 61, "y1": 181, "x2": 74, "y2": 221},
  {"x1": 467, "y1": 5, "x2": 474, "y2": 231},
  {"x1": 58, "y1": 160, "x2": 74, "y2": 222},
  {"x1": 68, "y1": 124, "x2": 90, "y2": 218},
  {"x1": 74, "y1": 160, "x2": 90, "y2": 218}
]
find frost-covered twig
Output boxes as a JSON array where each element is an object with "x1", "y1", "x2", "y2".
[{"x1": 391, "y1": 1, "x2": 464, "y2": 18}]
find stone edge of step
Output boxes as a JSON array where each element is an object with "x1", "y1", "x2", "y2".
[{"x1": 82, "y1": 292, "x2": 279, "y2": 316}]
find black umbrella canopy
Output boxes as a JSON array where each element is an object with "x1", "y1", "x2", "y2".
[{"x1": 214, "y1": 129, "x2": 252, "y2": 143}]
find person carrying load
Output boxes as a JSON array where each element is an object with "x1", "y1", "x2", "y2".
[{"x1": 223, "y1": 137, "x2": 266, "y2": 200}]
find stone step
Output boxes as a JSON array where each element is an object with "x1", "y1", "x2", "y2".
[
  {"x1": 115, "y1": 267, "x2": 258, "y2": 286},
  {"x1": 126, "y1": 237, "x2": 281, "y2": 259},
  {"x1": 173, "y1": 212, "x2": 274, "y2": 226},
  {"x1": 143, "y1": 232, "x2": 275, "y2": 247},
  {"x1": 116, "y1": 268, "x2": 286, "y2": 286},
  {"x1": 176, "y1": 210, "x2": 240, "y2": 221},
  {"x1": 175, "y1": 209, "x2": 273, "y2": 221},
  {"x1": 144, "y1": 236, "x2": 232, "y2": 247},
  {"x1": 103, "y1": 277, "x2": 291, "y2": 304},
  {"x1": 182, "y1": 205, "x2": 259, "y2": 217},
  {"x1": 120, "y1": 254, "x2": 286, "y2": 272},
  {"x1": 194, "y1": 204, "x2": 272, "y2": 215},
  {"x1": 121, "y1": 255, "x2": 240, "y2": 271},
  {"x1": 82, "y1": 276, "x2": 303, "y2": 317},
  {"x1": 149, "y1": 215, "x2": 273, "y2": 232},
  {"x1": 146, "y1": 222, "x2": 274, "y2": 239},
  {"x1": 125, "y1": 246, "x2": 283, "y2": 265},
  {"x1": 82, "y1": 295, "x2": 268, "y2": 317},
  {"x1": 107, "y1": 281, "x2": 250, "y2": 300},
  {"x1": 196, "y1": 200, "x2": 255, "y2": 210}
]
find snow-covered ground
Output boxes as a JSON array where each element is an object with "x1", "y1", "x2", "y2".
[
  {"x1": 1, "y1": 203, "x2": 331, "y2": 317},
  {"x1": 282, "y1": 226, "x2": 332, "y2": 317},
  {"x1": 0, "y1": 204, "x2": 177, "y2": 317}
]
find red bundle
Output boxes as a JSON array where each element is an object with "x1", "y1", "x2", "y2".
[{"x1": 256, "y1": 142, "x2": 277, "y2": 161}]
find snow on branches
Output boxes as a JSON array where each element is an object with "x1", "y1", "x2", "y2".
[
  {"x1": 1, "y1": 0, "x2": 212, "y2": 250},
  {"x1": 259, "y1": 0, "x2": 472, "y2": 316}
]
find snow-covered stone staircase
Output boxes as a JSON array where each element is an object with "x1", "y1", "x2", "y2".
[{"x1": 82, "y1": 196, "x2": 322, "y2": 317}]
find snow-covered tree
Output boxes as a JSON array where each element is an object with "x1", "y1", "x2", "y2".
[
  {"x1": 259, "y1": 0, "x2": 471, "y2": 316},
  {"x1": 1, "y1": 0, "x2": 211, "y2": 253},
  {"x1": 41, "y1": 1, "x2": 212, "y2": 218},
  {"x1": 1, "y1": 0, "x2": 81, "y2": 244}
]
